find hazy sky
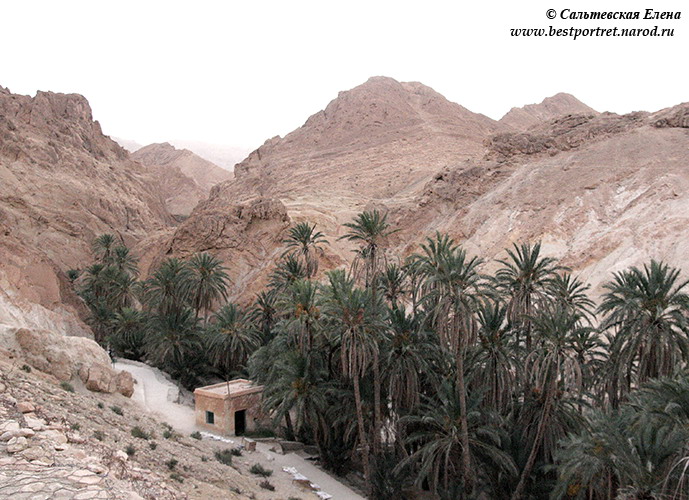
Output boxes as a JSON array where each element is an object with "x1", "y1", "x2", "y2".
[{"x1": 2, "y1": 0, "x2": 686, "y2": 150}]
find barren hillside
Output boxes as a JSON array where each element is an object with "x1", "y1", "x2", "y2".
[
  {"x1": 500, "y1": 92, "x2": 599, "y2": 130},
  {"x1": 152, "y1": 78, "x2": 689, "y2": 300},
  {"x1": 132, "y1": 143, "x2": 231, "y2": 217}
]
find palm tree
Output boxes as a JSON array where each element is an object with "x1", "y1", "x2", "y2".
[
  {"x1": 379, "y1": 263, "x2": 407, "y2": 310},
  {"x1": 112, "y1": 245, "x2": 139, "y2": 277},
  {"x1": 495, "y1": 242, "x2": 562, "y2": 350},
  {"x1": 143, "y1": 258, "x2": 191, "y2": 316},
  {"x1": 340, "y1": 210, "x2": 398, "y2": 455},
  {"x1": 339, "y1": 209, "x2": 397, "y2": 289},
  {"x1": 205, "y1": 303, "x2": 259, "y2": 375},
  {"x1": 92, "y1": 233, "x2": 117, "y2": 264},
  {"x1": 269, "y1": 254, "x2": 307, "y2": 291},
  {"x1": 415, "y1": 232, "x2": 485, "y2": 490},
  {"x1": 324, "y1": 269, "x2": 387, "y2": 488},
  {"x1": 145, "y1": 307, "x2": 203, "y2": 372},
  {"x1": 396, "y1": 379, "x2": 517, "y2": 496},
  {"x1": 599, "y1": 260, "x2": 689, "y2": 407},
  {"x1": 250, "y1": 289, "x2": 278, "y2": 344},
  {"x1": 511, "y1": 306, "x2": 590, "y2": 500},
  {"x1": 261, "y1": 351, "x2": 330, "y2": 443},
  {"x1": 277, "y1": 279, "x2": 322, "y2": 355},
  {"x1": 186, "y1": 252, "x2": 231, "y2": 320},
  {"x1": 283, "y1": 221, "x2": 328, "y2": 279},
  {"x1": 473, "y1": 299, "x2": 516, "y2": 414},
  {"x1": 109, "y1": 307, "x2": 148, "y2": 360}
]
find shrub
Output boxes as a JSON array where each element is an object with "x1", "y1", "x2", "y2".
[
  {"x1": 125, "y1": 445, "x2": 136, "y2": 456},
  {"x1": 170, "y1": 472, "x2": 184, "y2": 483},
  {"x1": 131, "y1": 426, "x2": 151, "y2": 440},
  {"x1": 201, "y1": 455, "x2": 208, "y2": 462},
  {"x1": 20, "y1": 364, "x2": 31, "y2": 373},
  {"x1": 110, "y1": 405, "x2": 123, "y2": 416},
  {"x1": 97, "y1": 402, "x2": 104, "y2": 409},
  {"x1": 163, "y1": 429, "x2": 173, "y2": 439},
  {"x1": 249, "y1": 463, "x2": 273, "y2": 477},
  {"x1": 60, "y1": 381, "x2": 75, "y2": 393},
  {"x1": 166, "y1": 458, "x2": 178, "y2": 470},
  {"x1": 149, "y1": 441, "x2": 157, "y2": 450},
  {"x1": 231, "y1": 447, "x2": 243, "y2": 456},
  {"x1": 93, "y1": 430, "x2": 105, "y2": 441},
  {"x1": 190, "y1": 431, "x2": 202, "y2": 440},
  {"x1": 214, "y1": 449, "x2": 233, "y2": 466},
  {"x1": 259, "y1": 480, "x2": 275, "y2": 491},
  {"x1": 70, "y1": 423, "x2": 81, "y2": 431}
]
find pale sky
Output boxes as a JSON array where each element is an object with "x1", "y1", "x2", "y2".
[{"x1": 1, "y1": 0, "x2": 686, "y2": 151}]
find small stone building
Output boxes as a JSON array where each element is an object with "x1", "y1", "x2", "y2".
[{"x1": 193, "y1": 379, "x2": 264, "y2": 436}]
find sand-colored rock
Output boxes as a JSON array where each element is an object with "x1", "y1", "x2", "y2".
[
  {"x1": 499, "y1": 92, "x2": 599, "y2": 130},
  {"x1": 131, "y1": 142, "x2": 232, "y2": 218},
  {"x1": 0, "y1": 85, "x2": 172, "y2": 341}
]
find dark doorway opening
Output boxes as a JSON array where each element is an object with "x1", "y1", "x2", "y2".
[{"x1": 234, "y1": 410, "x2": 246, "y2": 435}]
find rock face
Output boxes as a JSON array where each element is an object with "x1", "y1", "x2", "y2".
[
  {"x1": 0, "y1": 327, "x2": 132, "y2": 396},
  {"x1": 153, "y1": 197, "x2": 291, "y2": 299},
  {"x1": 499, "y1": 92, "x2": 599, "y2": 130},
  {"x1": 132, "y1": 142, "x2": 232, "y2": 217},
  {"x1": 0, "y1": 86, "x2": 172, "y2": 390},
  {"x1": 403, "y1": 102, "x2": 689, "y2": 293},
  {"x1": 165, "y1": 78, "x2": 689, "y2": 301},
  {"x1": 156, "y1": 76, "x2": 505, "y2": 297}
]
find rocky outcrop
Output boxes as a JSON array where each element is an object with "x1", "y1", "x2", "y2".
[
  {"x1": 0, "y1": 86, "x2": 172, "y2": 365},
  {"x1": 486, "y1": 112, "x2": 647, "y2": 160},
  {"x1": 0, "y1": 327, "x2": 132, "y2": 397},
  {"x1": 500, "y1": 92, "x2": 599, "y2": 130},
  {"x1": 132, "y1": 143, "x2": 232, "y2": 217},
  {"x1": 150, "y1": 197, "x2": 291, "y2": 300},
  {"x1": 403, "y1": 103, "x2": 689, "y2": 294}
]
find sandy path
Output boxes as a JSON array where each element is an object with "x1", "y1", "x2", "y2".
[{"x1": 115, "y1": 360, "x2": 364, "y2": 500}]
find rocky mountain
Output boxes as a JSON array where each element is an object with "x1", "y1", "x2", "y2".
[
  {"x1": 0, "y1": 85, "x2": 172, "y2": 385},
  {"x1": 168, "y1": 140, "x2": 249, "y2": 172},
  {"x1": 150, "y1": 78, "x2": 689, "y2": 301},
  {"x1": 500, "y1": 92, "x2": 598, "y2": 130},
  {"x1": 146, "y1": 76, "x2": 508, "y2": 297},
  {"x1": 131, "y1": 143, "x2": 232, "y2": 218}
]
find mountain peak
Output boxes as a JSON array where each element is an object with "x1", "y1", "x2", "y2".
[{"x1": 500, "y1": 93, "x2": 598, "y2": 130}]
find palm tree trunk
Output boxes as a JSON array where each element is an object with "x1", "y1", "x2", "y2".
[
  {"x1": 511, "y1": 383, "x2": 554, "y2": 500},
  {"x1": 373, "y1": 350, "x2": 382, "y2": 455},
  {"x1": 284, "y1": 412, "x2": 295, "y2": 441},
  {"x1": 353, "y1": 375, "x2": 372, "y2": 489},
  {"x1": 456, "y1": 350, "x2": 474, "y2": 492}
]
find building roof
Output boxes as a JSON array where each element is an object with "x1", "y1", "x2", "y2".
[{"x1": 194, "y1": 379, "x2": 263, "y2": 399}]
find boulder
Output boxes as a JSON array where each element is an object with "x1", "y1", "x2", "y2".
[{"x1": 116, "y1": 370, "x2": 135, "y2": 398}]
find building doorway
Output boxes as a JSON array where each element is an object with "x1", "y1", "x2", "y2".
[{"x1": 234, "y1": 410, "x2": 246, "y2": 435}]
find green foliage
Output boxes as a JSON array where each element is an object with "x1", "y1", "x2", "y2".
[
  {"x1": 131, "y1": 426, "x2": 150, "y2": 440},
  {"x1": 170, "y1": 472, "x2": 184, "y2": 483},
  {"x1": 93, "y1": 430, "x2": 105, "y2": 441},
  {"x1": 110, "y1": 405, "x2": 123, "y2": 416},
  {"x1": 149, "y1": 441, "x2": 157, "y2": 450},
  {"x1": 249, "y1": 463, "x2": 273, "y2": 477},
  {"x1": 214, "y1": 449, "x2": 233, "y2": 465},
  {"x1": 20, "y1": 364, "x2": 31, "y2": 373},
  {"x1": 69, "y1": 222, "x2": 689, "y2": 499},
  {"x1": 190, "y1": 431, "x2": 202, "y2": 440},
  {"x1": 60, "y1": 381, "x2": 74, "y2": 392},
  {"x1": 125, "y1": 445, "x2": 136, "y2": 456},
  {"x1": 165, "y1": 458, "x2": 178, "y2": 470}
]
